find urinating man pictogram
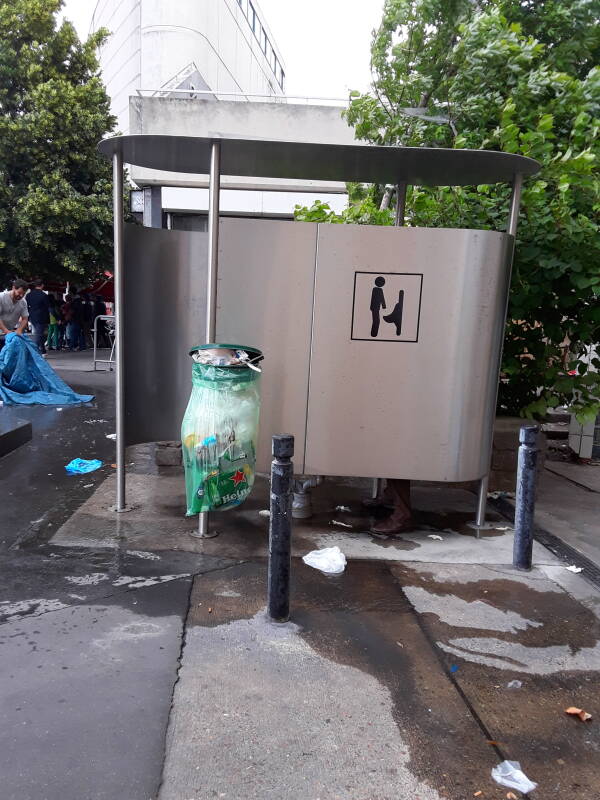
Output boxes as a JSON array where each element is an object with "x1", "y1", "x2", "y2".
[{"x1": 369, "y1": 276, "x2": 386, "y2": 337}]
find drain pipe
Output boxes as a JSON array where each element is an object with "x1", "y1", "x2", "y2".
[{"x1": 292, "y1": 476, "x2": 323, "y2": 519}]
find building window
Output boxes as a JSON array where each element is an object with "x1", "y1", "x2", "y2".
[{"x1": 248, "y1": 1, "x2": 256, "y2": 31}]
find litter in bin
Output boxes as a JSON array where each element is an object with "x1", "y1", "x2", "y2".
[
  {"x1": 565, "y1": 706, "x2": 592, "y2": 722},
  {"x1": 507, "y1": 680, "x2": 523, "y2": 689},
  {"x1": 302, "y1": 546, "x2": 347, "y2": 574},
  {"x1": 491, "y1": 761, "x2": 537, "y2": 794},
  {"x1": 65, "y1": 458, "x2": 102, "y2": 475},
  {"x1": 566, "y1": 565, "x2": 583, "y2": 573},
  {"x1": 181, "y1": 345, "x2": 263, "y2": 515}
]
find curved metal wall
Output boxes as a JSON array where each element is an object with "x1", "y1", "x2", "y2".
[{"x1": 123, "y1": 219, "x2": 512, "y2": 482}]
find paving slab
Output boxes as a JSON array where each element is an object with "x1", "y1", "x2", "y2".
[
  {"x1": 545, "y1": 461, "x2": 600, "y2": 494},
  {"x1": 159, "y1": 561, "x2": 508, "y2": 800},
  {"x1": 390, "y1": 562, "x2": 600, "y2": 799},
  {"x1": 514, "y1": 469, "x2": 600, "y2": 568},
  {"x1": 51, "y1": 473, "x2": 557, "y2": 566},
  {"x1": 0, "y1": 576, "x2": 191, "y2": 800}
]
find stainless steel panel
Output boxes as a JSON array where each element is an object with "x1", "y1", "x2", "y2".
[
  {"x1": 123, "y1": 224, "x2": 207, "y2": 446},
  {"x1": 303, "y1": 225, "x2": 512, "y2": 482},
  {"x1": 215, "y1": 218, "x2": 318, "y2": 473},
  {"x1": 99, "y1": 134, "x2": 540, "y2": 187}
]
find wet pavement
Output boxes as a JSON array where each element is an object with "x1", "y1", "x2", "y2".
[{"x1": 1, "y1": 357, "x2": 600, "y2": 798}]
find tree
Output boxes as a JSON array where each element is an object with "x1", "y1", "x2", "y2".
[
  {"x1": 298, "y1": 0, "x2": 600, "y2": 422},
  {"x1": 0, "y1": 0, "x2": 116, "y2": 286}
]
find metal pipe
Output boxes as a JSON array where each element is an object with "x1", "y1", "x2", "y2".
[
  {"x1": 205, "y1": 140, "x2": 221, "y2": 342},
  {"x1": 475, "y1": 476, "x2": 488, "y2": 529},
  {"x1": 475, "y1": 173, "x2": 524, "y2": 527},
  {"x1": 268, "y1": 434, "x2": 295, "y2": 622},
  {"x1": 197, "y1": 139, "x2": 222, "y2": 538},
  {"x1": 507, "y1": 173, "x2": 524, "y2": 236},
  {"x1": 113, "y1": 151, "x2": 126, "y2": 512},
  {"x1": 513, "y1": 425, "x2": 540, "y2": 570},
  {"x1": 395, "y1": 182, "x2": 407, "y2": 226}
]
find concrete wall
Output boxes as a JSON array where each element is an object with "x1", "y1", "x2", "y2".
[
  {"x1": 92, "y1": 0, "x2": 285, "y2": 134},
  {"x1": 129, "y1": 96, "x2": 356, "y2": 193}
]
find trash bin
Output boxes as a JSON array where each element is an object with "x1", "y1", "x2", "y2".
[{"x1": 181, "y1": 344, "x2": 263, "y2": 516}]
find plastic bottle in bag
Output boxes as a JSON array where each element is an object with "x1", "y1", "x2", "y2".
[{"x1": 181, "y1": 345, "x2": 262, "y2": 515}]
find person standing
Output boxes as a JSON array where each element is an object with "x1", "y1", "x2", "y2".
[
  {"x1": 26, "y1": 278, "x2": 50, "y2": 354},
  {"x1": 0, "y1": 279, "x2": 29, "y2": 351},
  {"x1": 61, "y1": 294, "x2": 74, "y2": 349},
  {"x1": 94, "y1": 295, "x2": 110, "y2": 348},
  {"x1": 46, "y1": 295, "x2": 61, "y2": 350},
  {"x1": 82, "y1": 295, "x2": 95, "y2": 348},
  {"x1": 70, "y1": 292, "x2": 86, "y2": 350}
]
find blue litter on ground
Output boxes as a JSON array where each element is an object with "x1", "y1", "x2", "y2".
[
  {"x1": 65, "y1": 458, "x2": 103, "y2": 475},
  {"x1": 0, "y1": 333, "x2": 94, "y2": 405},
  {"x1": 450, "y1": 664, "x2": 459, "y2": 673}
]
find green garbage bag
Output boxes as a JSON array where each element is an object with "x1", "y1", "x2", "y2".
[{"x1": 181, "y1": 345, "x2": 262, "y2": 515}]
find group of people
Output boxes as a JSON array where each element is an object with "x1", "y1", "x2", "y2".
[{"x1": 0, "y1": 278, "x2": 112, "y2": 355}]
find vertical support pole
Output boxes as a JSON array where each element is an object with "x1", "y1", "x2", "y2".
[
  {"x1": 475, "y1": 173, "x2": 524, "y2": 528},
  {"x1": 268, "y1": 434, "x2": 294, "y2": 622},
  {"x1": 513, "y1": 425, "x2": 539, "y2": 570},
  {"x1": 197, "y1": 139, "x2": 222, "y2": 538},
  {"x1": 205, "y1": 140, "x2": 221, "y2": 343},
  {"x1": 395, "y1": 182, "x2": 407, "y2": 227},
  {"x1": 113, "y1": 150, "x2": 126, "y2": 512}
]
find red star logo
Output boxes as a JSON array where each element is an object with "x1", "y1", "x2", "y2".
[{"x1": 230, "y1": 469, "x2": 247, "y2": 487}]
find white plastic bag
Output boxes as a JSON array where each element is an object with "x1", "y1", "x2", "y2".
[
  {"x1": 302, "y1": 546, "x2": 347, "y2": 574},
  {"x1": 491, "y1": 760, "x2": 537, "y2": 794}
]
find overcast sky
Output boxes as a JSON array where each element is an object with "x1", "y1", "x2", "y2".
[{"x1": 59, "y1": 0, "x2": 383, "y2": 98}]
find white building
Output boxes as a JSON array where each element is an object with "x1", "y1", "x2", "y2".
[
  {"x1": 92, "y1": 0, "x2": 286, "y2": 134},
  {"x1": 92, "y1": 0, "x2": 351, "y2": 223}
]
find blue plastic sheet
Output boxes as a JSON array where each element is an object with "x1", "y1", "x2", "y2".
[
  {"x1": 0, "y1": 333, "x2": 94, "y2": 406},
  {"x1": 65, "y1": 458, "x2": 103, "y2": 475}
]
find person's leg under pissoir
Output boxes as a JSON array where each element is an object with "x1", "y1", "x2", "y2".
[{"x1": 370, "y1": 479, "x2": 413, "y2": 535}]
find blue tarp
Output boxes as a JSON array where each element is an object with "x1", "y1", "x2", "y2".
[{"x1": 0, "y1": 333, "x2": 94, "y2": 406}]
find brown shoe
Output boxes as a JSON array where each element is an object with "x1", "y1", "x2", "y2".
[{"x1": 370, "y1": 512, "x2": 414, "y2": 536}]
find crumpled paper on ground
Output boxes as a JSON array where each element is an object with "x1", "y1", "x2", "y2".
[{"x1": 302, "y1": 546, "x2": 347, "y2": 574}]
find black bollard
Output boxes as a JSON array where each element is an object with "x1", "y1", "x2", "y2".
[
  {"x1": 512, "y1": 425, "x2": 540, "y2": 571},
  {"x1": 268, "y1": 434, "x2": 294, "y2": 622}
]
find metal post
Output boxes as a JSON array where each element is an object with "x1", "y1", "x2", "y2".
[
  {"x1": 196, "y1": 139, "x2": 221, "y2": 539},
  {"x1": 268, "y1": 434, "x2": 294, "y2": 622},
  {"x1": 475, "y1": 173, "x2": 524, "y2": 527},
  {"x1": 205, "y1": 140, "x2": 221, "y2": 342},
  {"x1": 113, "y1": 150, "x2": 126, "y2": 512},
  {"x1": 513, "y1": 425, "x2": 539, "y2": 570},
  {"x1": 395, "y1": 182, "x2": 407, "y2": 226}
]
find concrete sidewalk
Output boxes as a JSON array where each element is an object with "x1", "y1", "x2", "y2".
[
  {"x1": 46, "y1": 455, "x2": 600, "y2": 799},
  {"x1": 159, "y1": 559, "x2": 600, "y2": 800}
]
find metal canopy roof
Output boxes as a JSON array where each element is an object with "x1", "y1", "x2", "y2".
[{"x1": 98, "y1": 134, "x2": 539, "y2": 187}]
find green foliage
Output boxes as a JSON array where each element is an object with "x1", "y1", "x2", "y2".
[
  {"x1": 297, "y1": 0, "x2": 600, "y2": 421},
  {"x1": 0, "y1": 0, "x2": 117, "y2": 284}
]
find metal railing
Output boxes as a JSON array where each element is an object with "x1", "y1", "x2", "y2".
[
  {"x1": 135, "y1": 88, "x2": 350, "y2": 107},
  {"x1": 92, "y1": 315, "x2": 115, "y2": 371}
]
